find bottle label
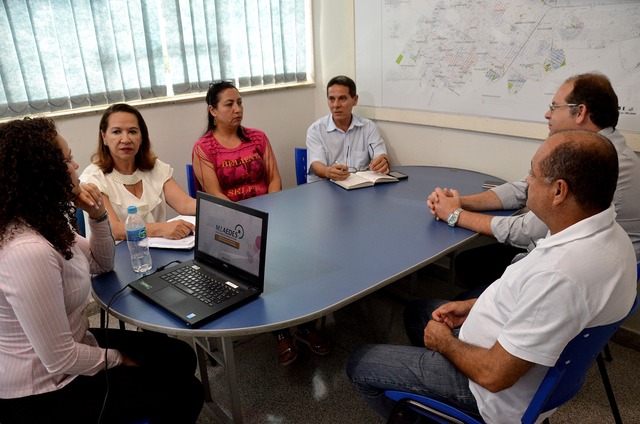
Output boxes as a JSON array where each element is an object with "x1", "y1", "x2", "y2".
[{"x1": 126, "y1": 227, "x2": 148, "y2": 241}]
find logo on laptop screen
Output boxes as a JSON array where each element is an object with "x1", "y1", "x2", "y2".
[
  {"x1": 215, "y1": 224, "x2": 245, "y2": 249},
  {"x1": 216, "y1": 224, "x2": 244, "y2": 239}
]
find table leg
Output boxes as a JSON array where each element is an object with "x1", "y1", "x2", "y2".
[
  {"x1": 193, "y1": 336, "x2": 243, "y2": 423},
  {"x1": 221, "y1": 336, "x2": 242, "y2": 423},
  {"x1": 194, "y1": 339, "x2": 213, "y2": 403},
  {"x1": 447, "y1": 251, "x2": 457, "y2": 286}
]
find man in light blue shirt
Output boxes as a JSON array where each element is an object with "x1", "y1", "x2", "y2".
[{"x1": 306, "y1": 75, "x2": 389, "y2": 183}]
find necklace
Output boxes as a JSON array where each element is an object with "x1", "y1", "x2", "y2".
[{"x1": 110, "y1": 169, "x2": 142, "y2": 185}]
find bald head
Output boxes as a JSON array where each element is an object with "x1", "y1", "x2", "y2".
[{"x1": 539, "y1": 130, "x2": 618, "y2": 214}]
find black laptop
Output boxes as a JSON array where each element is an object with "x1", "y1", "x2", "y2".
[{"x1": 129, "y1": 192, "x2": 268, "y2": 327}]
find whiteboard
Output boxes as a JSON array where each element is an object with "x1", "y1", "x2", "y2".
[{"x1": 355, "y1": 0, "x2": 640, "y2": 137}]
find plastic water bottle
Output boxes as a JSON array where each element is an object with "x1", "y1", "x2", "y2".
[{"x1": 125, "y1": 206, "x2": 152, "y2": 273}]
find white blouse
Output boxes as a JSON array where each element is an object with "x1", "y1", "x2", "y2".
[{"x1": 80, "y1": 160, "x2": 173, "y2": 224}]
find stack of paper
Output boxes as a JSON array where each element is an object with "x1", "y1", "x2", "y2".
[{"x1": 148, "y1": 215, "x2": 196, "y2": 249}]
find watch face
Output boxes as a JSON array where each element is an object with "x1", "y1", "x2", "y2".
[{"x1": 447, "y1": 209, "x2": 461, "y2": 226}]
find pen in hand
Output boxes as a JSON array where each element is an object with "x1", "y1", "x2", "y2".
[
  {"x1": 333, "y1": 160, "x2": 347, "y2": 172},
  {"x1": 330, "y1": 160, "x2": 349, "y2": 180}
]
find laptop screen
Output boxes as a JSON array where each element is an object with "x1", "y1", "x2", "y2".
[{"x1": 194, "y1": 192, "x2": 268, "y2": 283}]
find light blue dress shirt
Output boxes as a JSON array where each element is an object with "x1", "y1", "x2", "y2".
[
  {"x1": 305, "y1": 113, "x2": 387, "y2": 182},
  {"x1": 490, "y1": 128, "x2": 640, "y2": 260}
]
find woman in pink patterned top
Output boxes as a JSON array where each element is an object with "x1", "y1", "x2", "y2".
[
  {"x1": 192, "y1": 82, "x2": 330, "y2": 366},
  {"x1": 192, "y1": 81, "x2": 282, "y2": 201}
]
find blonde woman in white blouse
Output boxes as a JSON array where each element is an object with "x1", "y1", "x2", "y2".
[{"x1": 81, "y1": 103, "x2": 196, "y2": 241}]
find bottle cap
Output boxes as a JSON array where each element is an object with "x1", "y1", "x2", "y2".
[{"x1": 127, "y1": 206, "x2": 138, "y2": 214}]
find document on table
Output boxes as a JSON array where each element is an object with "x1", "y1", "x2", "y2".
[
  {"x1": 148, "y1": 215, "x2": 196, "y2": 249},
  {"x1": 331, "y1": 171, "x2": 399, "y2": 190}
]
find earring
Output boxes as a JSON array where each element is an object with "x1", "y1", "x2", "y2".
[{"x1": 213, "y1": 115, "x2": 217, "y2": 126}]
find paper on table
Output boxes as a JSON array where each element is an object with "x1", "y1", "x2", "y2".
[{"x1": 148, "y1": 215, "x2": 196, "y2": 249}]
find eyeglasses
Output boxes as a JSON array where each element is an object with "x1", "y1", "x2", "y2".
[
  {"x1": 548, "y1": 103, "x2": 578, "y2": 113},
  {"x1": 344, "y1": 144, "x2": 376, "y2": 173}
]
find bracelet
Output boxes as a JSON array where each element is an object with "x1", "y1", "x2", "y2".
[{"x1": 90, "y1": 210, "x2": 109, "y2": 223}]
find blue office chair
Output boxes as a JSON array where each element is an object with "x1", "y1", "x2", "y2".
[
  {"x1": 75, "y1": 207, "x2": 86, "y2": 237},
  {"x1": 385, "y1": 294, "x2": 639, "y2": 424},
  {"x1": 294, "y1": 147, "x2": 307, "y2": 185},
  {"x1": 186, "y1": 163, "x2": 197, "y2": 198},
  {"x1": 597, "y1": 260, "x2": 640, "y2": 424}
]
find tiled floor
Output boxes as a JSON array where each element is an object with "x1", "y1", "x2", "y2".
[
  {"x1": 197, "y1": 287, "x2": 407, "y2": 423},
  {"x1": 93, "y1": 264, "x2": 640, "y2": 423}
]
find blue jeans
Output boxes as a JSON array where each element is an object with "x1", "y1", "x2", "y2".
[
  {"x1": 348, "y1": 297, "x2": 480, "y2": 420},
  {"x1": 346, "y1": 343, "x2": 480, "y2": 420}
]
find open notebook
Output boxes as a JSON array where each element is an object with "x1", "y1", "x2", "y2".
[{"x1": 331, "y1": 171, "x2": 398, "y2": 190}]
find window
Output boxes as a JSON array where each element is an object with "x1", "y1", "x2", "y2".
[{"x1": 0, "y1": 0, "x2": 311, "y2": 118}]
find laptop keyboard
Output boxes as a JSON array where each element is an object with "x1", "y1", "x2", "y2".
[{"x1": 160, "y1": 266, "x2": 241, "y2": 306}]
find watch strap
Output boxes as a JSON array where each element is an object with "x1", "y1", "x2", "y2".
[{"x1": 447, "y1": 208, "x2": 463, "y2": 227}]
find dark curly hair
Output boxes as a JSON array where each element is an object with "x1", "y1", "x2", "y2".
[
  {"x1": 92, "y1": 103, "x2": 157, "y2": 173},
  {"x1": 0, "y1": 117, "x2": 77, "y2": 260}
]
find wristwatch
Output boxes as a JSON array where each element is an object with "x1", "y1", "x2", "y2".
[{"x1": 447, "y1": 208, "x2": 463, "y2": 227}]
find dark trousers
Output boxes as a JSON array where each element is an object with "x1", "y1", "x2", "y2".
[
  {"x1": 454, "y1": 243, "x2": 526, "y2": 289},
  {"x1": 0, "y1": 329, "x2": 204, "y2": 424},
  {"x1": 403, "y1": 243, "x2": 525, "y2": 347}
]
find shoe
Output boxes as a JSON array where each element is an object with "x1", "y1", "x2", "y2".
[
  {"x1": 277, "y1": 332, "x2": 298, "y2": 366},
  {"x1": 295, "y1": 327, "x2": 331, "y2": 356}
]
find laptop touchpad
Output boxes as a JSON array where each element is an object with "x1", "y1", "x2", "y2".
[{"x1": 156, "y1": 287, "x2": 188, "y2": 305}]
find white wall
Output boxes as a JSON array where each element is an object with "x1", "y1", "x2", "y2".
[
  {"x1": 313, "y1": 0, "x2": 540, "y2": 182},
  {"x1": 55, "y1": 87, "x2": 316, "y2": 196},
  {"x1": 52, "y1": 0, "x2": 598, "y2": 194},
  {"x1": 52, "y1": 0, "x2": 639, "y2": 334},
  {"x1": 314, "y1": 0, "x2": 640, "y2": 334}
]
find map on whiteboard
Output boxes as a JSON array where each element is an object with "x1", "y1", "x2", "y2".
[{"x1": 355, "y1": 0, "x2": 640, "y2": 132}]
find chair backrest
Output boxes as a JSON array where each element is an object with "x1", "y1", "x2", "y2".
[
  {"x1": 186, "y1": 163, "x2": 197, "y2": 198},
  {"x1": 75, "y1": 207, "x2": 86, "y2": 237},
  {"x1": 294, "y1": 147, "x2": 307, "y2": 185},
  {"x1": 522, "y1": 294, "x2": 639, "y2": 424}
]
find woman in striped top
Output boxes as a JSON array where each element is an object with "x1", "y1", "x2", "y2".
[{"x1": 0, "y1": 118, "x2": 203, "y2": 423}]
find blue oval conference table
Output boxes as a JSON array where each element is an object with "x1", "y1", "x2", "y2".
[{"x1": 92, "y1": 166, "x2": 513, "y2": 423}]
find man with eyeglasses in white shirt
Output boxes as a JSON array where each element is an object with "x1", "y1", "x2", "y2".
[
  {"x1": 419, "y1": 72, "x2": 640, "y2": 306},
  {"x1": 306, "y1": 75, "x2": 390, "y2": 183}
]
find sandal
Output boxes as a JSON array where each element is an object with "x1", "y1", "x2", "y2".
[
  {"x1": 277, "y1": 332, "x2": 298, "y2": 366},
  {"x1": 295, "y1": 327, "x2": 331, "y2": 356}
]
